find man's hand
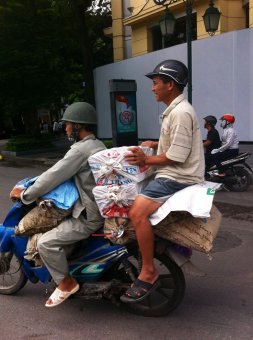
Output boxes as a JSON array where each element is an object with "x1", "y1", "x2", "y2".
[
  {"x1": 211, "y1": 149, "x2": 219, "y2": 154},
  {"x1": 10, "y1": 187, "x2": 24, "y2": 201},
  {"x1": 124, "y1": 147, "x2": 146, "y2": 166},
  {"x1": 140, "y1": 140, "x2": 158, "y2": 149}
]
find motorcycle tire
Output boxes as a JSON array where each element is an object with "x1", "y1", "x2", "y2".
[
  {"x1": 225, "y1": 166, "x2": 251, "y2": 192},
  {"x1": 120, "y1": 249, "x2": 186, "y2": 317},
  {"x1": 0, "y1": 252, "x2": 27, "y2": 295}
]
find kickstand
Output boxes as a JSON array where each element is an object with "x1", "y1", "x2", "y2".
[{"x1": 222, "y1": 184, "x2": 230, "y2": 192}]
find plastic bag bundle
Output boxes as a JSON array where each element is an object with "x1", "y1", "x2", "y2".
[
  {"x1": 88, "y1": 146, "x2": 154, "y2": 185},
  {"x1": 92, "y1": 181, "x2": 147, "y2": 218}
]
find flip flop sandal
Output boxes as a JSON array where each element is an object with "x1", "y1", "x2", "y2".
[
  {"x1": 45, "y1": 283, "x2": 80, "y2": 308},
  {"x1": 120, "y1": 278, "x2": 160, "y2": 303}
]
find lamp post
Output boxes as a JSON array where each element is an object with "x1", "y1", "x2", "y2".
[{"x1": 153, "y1": 0, "x2": 221, "y2": 104}]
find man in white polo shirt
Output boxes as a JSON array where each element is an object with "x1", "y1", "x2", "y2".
[{"x1": 121, "y1": 59, "x2": 205, "y2": 302}]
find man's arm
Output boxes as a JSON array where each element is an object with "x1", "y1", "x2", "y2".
[
  {"x1": 212, "y1": 129, "x2": 236, "y2": 153},
  {"x1": 20, "y1": 148, "x2": 85, "y2": 205},
  {"x1": 124, "y1": 146, "x2": 176, "y2": 167},
  {"x1": 203, "y1": 139, "x2": 212, "y2": 148}
]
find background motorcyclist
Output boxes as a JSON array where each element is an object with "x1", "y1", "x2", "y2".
[
  {"x1": 10, "y1": 102, "x2": 106, "y2": 308},
  {"x1": 203, "y1": 115, "x2": 221, "y2": 170},
  {"x1": 211, "y1": 114, "x2": 239, "y2": 176}
]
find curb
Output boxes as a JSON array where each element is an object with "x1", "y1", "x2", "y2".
[
  {"x1": 1, "y1": 148, "x2": 57, "y2": 157},
  {"x1": 1, "y1": 156, "x2": 58, "y2": 167},
  {"x1": 0, "y1": 148, "x2": 65, "y2": 167}
]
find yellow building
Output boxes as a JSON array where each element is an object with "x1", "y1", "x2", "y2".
[{"x1": 108, "y1": 0, "x2": 253, "y2": 62}]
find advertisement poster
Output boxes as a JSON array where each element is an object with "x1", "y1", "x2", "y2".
[{"x1": 115, "y1": 94, "x2": 137, "y2": 134}]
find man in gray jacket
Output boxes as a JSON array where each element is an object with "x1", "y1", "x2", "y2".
[{"x1": 10, "y1": 102, "x2": 106, "y2": 307}]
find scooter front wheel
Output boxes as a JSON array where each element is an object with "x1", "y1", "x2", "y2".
[{"x1": 0, "y1": 252, "x2": 27, "y2": 295}]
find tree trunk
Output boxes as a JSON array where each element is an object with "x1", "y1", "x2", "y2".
[
  {"x1": 22, "y1": 110, "x2": 40, "y2": 136},
  {"x1": 69, "y1": 0, "x2": 95, "y2": 106}
]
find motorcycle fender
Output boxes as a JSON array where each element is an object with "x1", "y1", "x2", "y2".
[
  {"x1": 0, "y1": 225, "x2": 14, "y2": 252},
  {"x1": 166, "y1": 247, "x2": 206, "y2": 277},
  {"x1": 156, "y1": 239, "x2": 195, "y2": 269},
  {"x1": 165, "y1": 247, "x2": 189, "y2": 267}
]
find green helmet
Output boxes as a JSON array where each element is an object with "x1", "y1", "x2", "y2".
[{"x1": 62, "y1": 102, "x2": 97, "y2": 124}]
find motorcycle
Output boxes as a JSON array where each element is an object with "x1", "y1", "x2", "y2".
[
  {"x1": 205, "y1": 152, "x2": 253, "y2": 192},
  {"x1": 0, "y1": 198, "x2": 196, "y2": 317}
]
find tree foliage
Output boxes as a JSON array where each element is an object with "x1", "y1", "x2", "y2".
[{"x1": 0, "y1": 0, "x2": 112, "y2": 134}]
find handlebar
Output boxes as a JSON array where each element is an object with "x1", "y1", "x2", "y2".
[{"x1": 11, "y1": 197, "x2": 22, "y2": 203}]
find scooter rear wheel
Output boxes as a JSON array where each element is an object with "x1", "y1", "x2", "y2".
[
  {"x1": 0, "y1": 252, "x2": 27, "y2": 295},
  {"x1": 121, "y1": 250, "x2": 186, "y2": 317},
  {"x1": 225, "y1": 166, "x2": 251, "y2": 192}
]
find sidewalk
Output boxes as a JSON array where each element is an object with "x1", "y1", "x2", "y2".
[{"x1": 0, "y1": 137, "x2": 71, "y2": 167}]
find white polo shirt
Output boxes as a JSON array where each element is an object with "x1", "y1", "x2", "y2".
[{"x1": 156, "y1": 94, "x2": 205, "y2": 184}]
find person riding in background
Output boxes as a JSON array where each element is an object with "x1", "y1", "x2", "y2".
[
  {"x1": 10, "y1": 102, "x2": 106, "y2": 308},
  {"x1": 211, "y1": 114, "x2": 239, "y2": 176},
  {"x1": 203, "y1": 115, "x2": 221, "y2": 170},
  {"x1": 121, "y1": 60, "x2": 205, "y2": 302}
]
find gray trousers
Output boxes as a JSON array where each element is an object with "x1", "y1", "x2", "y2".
[{"x1": 37, "y1": 214, "x2": 102, "y2": 284}]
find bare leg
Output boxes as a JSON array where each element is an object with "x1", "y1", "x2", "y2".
[{"x1": 129, "y1": 195, "x2": 162, "y2": 284}]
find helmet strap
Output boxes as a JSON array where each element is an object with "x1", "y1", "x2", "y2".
[
  {"x1": 220, "y1": 120, "x2": 228, "y2": 129},
  {"x1": 68, "y1": 123, "x2": 80, "y2": 143}
]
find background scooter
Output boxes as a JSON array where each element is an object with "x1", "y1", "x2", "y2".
[{"x1": 206, "y1": 152, "x2": 253, "y2": 192}]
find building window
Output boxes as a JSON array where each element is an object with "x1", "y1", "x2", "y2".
[
  {"x1": 150, "y1": 13, "x2": 197, "y2": 51},
  {"x1": 244, "y1": 3, "x2": 249, "y2": 28},
  {"x1": 151, "y1": 26, "x2": 163, "y2": 51}
]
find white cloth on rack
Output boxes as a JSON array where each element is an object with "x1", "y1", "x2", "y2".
[{"x1": 150, "y1": 181, "x2": 222, "y2": 225}]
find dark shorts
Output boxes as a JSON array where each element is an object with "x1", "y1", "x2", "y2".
[{"x1": 140, "y1": 177, "x2": 190, "y2": 204}]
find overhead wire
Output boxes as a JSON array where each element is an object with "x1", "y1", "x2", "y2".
[{"x1": 128, "y1": 0, "x2": 151, "y2": 18}]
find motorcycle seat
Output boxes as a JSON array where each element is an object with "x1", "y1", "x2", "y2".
[
  {"x1": 237, "y1": 152, "x2": 250, "y2": 158},
  {"x1": 220, "y1": 152, "x2": 250, "y2": 165}
]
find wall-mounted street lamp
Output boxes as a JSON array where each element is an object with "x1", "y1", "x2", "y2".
[
  {"x1": 153, "y1": 0, "x2": 221, "y2": 104},
  {"x1": 203, "y1": 1, "x2": 221, "y2": 36},
  {"x1": 159, "y1": 5, "x2": 176, "y2": 37}
]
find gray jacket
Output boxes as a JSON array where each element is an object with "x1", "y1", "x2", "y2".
[{"x1": 21, "y1": 135, "x2": 106, "y2": 224}]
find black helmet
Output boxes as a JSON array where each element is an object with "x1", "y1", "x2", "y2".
[
  {"x1": 145, "y1": 59, "x2": 188, "y2": 87},
  {"x1": 203, "y1": 115, "x2": 217, "y2": 126}
]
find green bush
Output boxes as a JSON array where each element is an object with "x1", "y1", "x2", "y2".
[{"x1": 4, "y1": 134, "x2": 54, "y2": 151}]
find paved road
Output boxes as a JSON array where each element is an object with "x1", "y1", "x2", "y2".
[
  {"x1": 214, "y1": 185, "x2": 253, "y2": 208},
  {"x1": 0, "y1": 164, "x2": 253, "y2": 340}
]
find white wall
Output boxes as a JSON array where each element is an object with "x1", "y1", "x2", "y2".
[{"x1": 94, "y1": 28, "x2": 253, "y2": 142}]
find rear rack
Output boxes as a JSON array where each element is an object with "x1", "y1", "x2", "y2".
[{"x1": 221, "y1": 152, "x2": 251, "y2": 166}]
